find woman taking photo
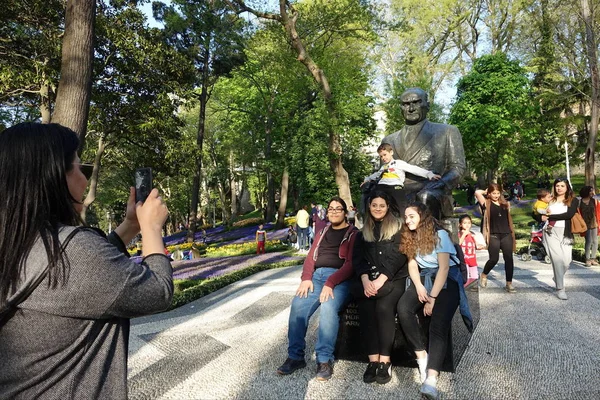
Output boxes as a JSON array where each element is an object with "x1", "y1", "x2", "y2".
[
  {"x1": 352, "y1": 192, "x2": 409, "y2": 385},
  {"x1": 542, "y1": 178, "x2": 579, "y2": 299},
  {"x1": 475, "y1": 184, "x2": 517, "y2": 293},
  {"x1": 397, "y1": 202, "x2": 472, "y2": 400},
  {"x1": 0, "y1": 123, "x2": 173, "y2": 399},
  {"x1": 578, "y1": 185, "x2": 599, "y2": 267}
]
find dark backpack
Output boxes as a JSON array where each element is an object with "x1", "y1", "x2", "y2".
[{"x1": 451, "y1": 243, "x2": 468, "y2": 284}]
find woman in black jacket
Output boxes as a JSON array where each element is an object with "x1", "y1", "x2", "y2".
[{"x1": 352, "y1": 191, "x2": 408, "y2": 385}]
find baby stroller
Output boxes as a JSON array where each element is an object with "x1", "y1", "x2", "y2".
[{"x1": 520, "y1": 225, "x2": 550, "y2": 263}]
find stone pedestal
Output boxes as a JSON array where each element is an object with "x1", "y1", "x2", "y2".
[{"x1": 335, "y1": 279, "x2": 480, "y2": 372}]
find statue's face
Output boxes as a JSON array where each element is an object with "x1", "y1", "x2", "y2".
[{"x1": 400, "y1": 91, "x2": 428, "y2": 125}]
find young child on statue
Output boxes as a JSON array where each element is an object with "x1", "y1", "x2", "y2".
[
  {"x1": 458, "y1": 214, "x2": 486, "y2": 285},
  {"x1": 256, "y1": 224, "x2": 267, "y2": 254},
  {"x1": 361, "y1": 143, "x2": 441, "y2": 210}
]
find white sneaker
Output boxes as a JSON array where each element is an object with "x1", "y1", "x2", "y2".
[
  {"x1": 417, "y1": 356, "x2": 428, "y2": 383},
  {"x1": 420, "y1": 381, "x2": 439, "y2": 400},
  {"x1": 557, "y1": 289, "x2": 568, "y2": 300}
]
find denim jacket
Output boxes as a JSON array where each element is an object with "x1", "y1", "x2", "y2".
[{"x1": 418, "y1": 265, "x2": 473, "y2": 333}]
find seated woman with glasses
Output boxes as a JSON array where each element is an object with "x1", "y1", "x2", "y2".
[
  {"x1": 0, "y1": 122, "x2": 173, "y2": 399},
  {"x1": 351, "y1": 191, "x2": 409, "y2": 385},
  {"x1": 276, "y1": 197, "x2": 359, "y2": 381}
]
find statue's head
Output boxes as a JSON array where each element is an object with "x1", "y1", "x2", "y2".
[{"x1": 400, "y1": 88, "x2": 429, "y2": 125}]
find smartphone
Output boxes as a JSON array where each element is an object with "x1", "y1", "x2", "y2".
[{"x1": 135, "y1": 168, "x2": 152, "y2": 203}]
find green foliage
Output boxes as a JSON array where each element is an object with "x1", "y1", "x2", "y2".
[
  {"x1": 450, "y1": 53, "x2": 538, "y2": 178},
  {"x1": 0, "y1": 0, "x2": 64, "y2": 123},
  {"x1": 169, "y1": 260, "x2": 300, "y2": 309},
  {"x1": 204, "y1": 240, "x2": 288, "y2": 257}
]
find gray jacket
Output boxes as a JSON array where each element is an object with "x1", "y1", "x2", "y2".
[{"x1": 0, "y1": 226, "x2": 173, "y2": 399}]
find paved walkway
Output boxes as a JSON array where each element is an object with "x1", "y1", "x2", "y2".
[{"x1": 127, "y1": 252, "x2": 600, "y2": 399}]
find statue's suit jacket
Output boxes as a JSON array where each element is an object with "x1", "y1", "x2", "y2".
[{"x1": 381, "y1": 120, "x2": 466, "y2": 216}]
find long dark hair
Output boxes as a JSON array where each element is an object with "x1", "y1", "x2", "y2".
[
  {"x1": 552, "y1": 177, "x2": 574, "y2": 205},
  {"x1": 362, "y1": 191, "x2": 401, "y2": 242},
  {"x1": 579, "y1": 185, "x2": 594, "y2": 199},
  {"x1": 400, "y1": 201, "x2": 443, "y2": 260},
  {"x1": 0, "y1": 123, "x2": 81, "y2": 303}
]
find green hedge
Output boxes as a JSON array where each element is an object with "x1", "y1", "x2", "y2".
[{"x1": 169, "y1": 260, "x2": 301, "y2": 310}]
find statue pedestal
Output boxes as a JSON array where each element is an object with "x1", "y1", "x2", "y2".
[{"x1": 441, "y1": 217, "x2": 459, "y2": 243}]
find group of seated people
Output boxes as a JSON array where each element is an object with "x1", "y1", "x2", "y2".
[{"x1": 275, "y1": 193, "x2": 473, "y2": 400}]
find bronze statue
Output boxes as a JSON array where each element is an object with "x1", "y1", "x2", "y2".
[{"x1": 381, "y1": 88, "x2": 465, "y2": 219}]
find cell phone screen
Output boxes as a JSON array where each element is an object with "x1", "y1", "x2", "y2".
[{"x1": 135, "y1": 168, "x2": 152, "y2": 203}]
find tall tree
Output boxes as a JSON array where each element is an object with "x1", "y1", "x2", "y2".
[
  {"x1": 153, "y1": 0, "x2": 246, "y2": 239},
  {"x1": 0, "y1": 0, "x2": 64, "y2": 124},
  {"x1": 581, "y1": 0, "x2": 599, "y2": 187},
  {"x1": 450, "y1": 53, "x2": 537, "y2": 180},
  {"x1": 225, "y1": 0, "x2": 376, "y2": 208},
  {"x1": 51, "y1": 0, "x2": 96, "y2": 151}
]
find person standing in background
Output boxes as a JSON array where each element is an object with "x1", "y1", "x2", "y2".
[
  {"x1": 255, "y1": 224, "x2": 267, "y2": 254},
  {"x1": 296, "y1": 206, "x2": 311, "y2": 253}
]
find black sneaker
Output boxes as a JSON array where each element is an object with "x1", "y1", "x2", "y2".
[
  {"x1": 276, "y1": 358, "x2": 306, "y2": 375},
  {"x1": 375, "y1": 361, "x2": 392, "y2": 384},
  {"x1": 316, "y1": 361, "x2": 333, "y2": 381},
  {"x1": 363, "y1": 362, "x2": 378, "y2": 383}
]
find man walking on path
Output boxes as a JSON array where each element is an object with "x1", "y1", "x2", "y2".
[
  {"x1": 277, "y1": 197, "x2": 358, "y2": 381},
  {"x1": 295, "y1": 206, "x2": 311, "y2": 253}
]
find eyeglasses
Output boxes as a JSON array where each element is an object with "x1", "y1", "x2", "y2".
[
  {"x1": 327, "y1": 207, "x2": 345, "y2": 213},
  {"x1": 74, "y1": 163, "x2": 94, "y2": 180}
]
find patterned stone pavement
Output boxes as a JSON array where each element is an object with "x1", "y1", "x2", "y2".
[{"x1": 128, "y1": 251, "x2": 600, "y2": 399}]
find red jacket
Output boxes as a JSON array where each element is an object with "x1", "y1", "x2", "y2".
[{"x1": 301, "y1": 224, "x2": 358, "y2": 289}]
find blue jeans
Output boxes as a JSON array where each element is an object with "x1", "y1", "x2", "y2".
[
  {"x1": 287, "y1": 268, "x2": 352, "y2": 363},
  {"x1": 297, "y1": 226, "x2": 309, "y2": 250}
]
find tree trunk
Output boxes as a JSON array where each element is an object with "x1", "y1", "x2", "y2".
[
  {"x1": 265, "y1": 94, "x2": 276, "y2": 222},
  {"x1": 52, "y1": 0, "x2": 95, "y2": 154},
  {"x1": 225, "y1": 0, "x2": 354, "y2": 206},
  {"x1": 230, "y1": 150, "x2": 238, "y2": 218},
  {"x1": 40, "y1": 81, "x2": 51, "y2": 124},
  {"x1": 280, "y1": 5, "x2": 353, "y2": 207},
  {"x1": 186, "y1": 44, "x2": 211, "y2": 242},
  {"x1": 80, "y1": 135, "x2": 106, "y2": 222},
  {"x1": 582, "y1": 0, "x2": 599, "y2": 188},
  {"x1": 276, "y1": 166, "x2": 289, "y2": 229}
]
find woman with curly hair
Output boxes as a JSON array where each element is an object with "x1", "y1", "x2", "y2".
[
  {"x1": 542, "y1": 178, "x2": 579, "y2": 300},
  {"x1": 396, "y1": 202, "x2": 472, "y2": 400},
  {"x1": 352, "y1": 191, "x2": 408, "y2": 384},
  {"x1": 475, "y1": 183, "x2": 517, "y2": 293}
]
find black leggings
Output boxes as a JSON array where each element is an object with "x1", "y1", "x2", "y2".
[
  {"x1": 397, "y1": 279, "x2": 459, "y2": 372},
  {"x1": 483, "y1": 233, "x2": 514, "y2": 281},
  {"x1": 354, "y1": 278, "x2": 406, "y2": 357},
  {"x1": 374, "y1": 184, "x2": 404, "y2": 214}
]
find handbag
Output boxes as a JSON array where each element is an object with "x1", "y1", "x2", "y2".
[{"x1": 571, "y1": 211, "x2": 587, "y2": 234}]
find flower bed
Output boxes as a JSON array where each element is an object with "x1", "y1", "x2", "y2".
[{"x1": 172, "y1": 251, "x2": 304, "y2": 280}]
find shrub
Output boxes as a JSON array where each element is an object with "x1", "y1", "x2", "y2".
[
  {"x1": 166, "y1": 241, "x2": 207, "y2": 254},
  {"x1": 204, "y1": 240, "x2": 287, "y2": 257},
  {"x1": 232, "y1": 217, "x2": 264, "y2": 228},
  {"x1": 169, "y1": 260, "x2": 301, "y2": 309}
]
